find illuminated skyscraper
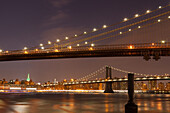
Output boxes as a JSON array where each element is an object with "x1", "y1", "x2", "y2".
[{"x1": 27, "y1": 73, "x2": 30, "y2": 82}]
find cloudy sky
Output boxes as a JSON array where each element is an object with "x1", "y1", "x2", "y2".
[{"x1": 0, "y1": 0, "x2": 169, "y2": 82}]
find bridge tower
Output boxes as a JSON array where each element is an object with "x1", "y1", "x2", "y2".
[{"x1": 104, "y1": 66, "x2": 114, "y2": 93}]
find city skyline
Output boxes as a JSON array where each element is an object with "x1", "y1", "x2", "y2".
[{"x1": 0, "y1": 0, "x2": 170, "y2": 82}]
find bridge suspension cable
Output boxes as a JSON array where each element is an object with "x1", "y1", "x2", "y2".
[
  {"x1": 110, "y1": 66, "x2": 169, "y2": 77},
  {"x1": 47, "y1": 5, "x2": 170, "y2": 48},
  {"x1": 77, "y1": 66, "x2": 105, "y2": 81},
  {"x1": 51, "y1": 11, "x2": 170, "y2": 49},
  {"x1": 2, "y1": 5, "x2": 168, "y2": 52}
]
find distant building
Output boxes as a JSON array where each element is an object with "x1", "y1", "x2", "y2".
[
  {"x1": 148, "y1": 80, "x2": 157, "y2": 90},
  {"x1": 27, "y1": 73, "x2": 30, "y2": 82},
  {"x1": 158, "y1": 82, "x2": 164, "y2": 90}
]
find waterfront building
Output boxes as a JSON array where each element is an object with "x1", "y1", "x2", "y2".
[
  {"x1": 158, "y1": 82, "x2": 164, "y2": 90},
  {"x1": 166, "y1": 82, "x2": 170, "y2": 90},
  {"x1": 148, "y1": 80, "x2": 157, "y2": 90}
]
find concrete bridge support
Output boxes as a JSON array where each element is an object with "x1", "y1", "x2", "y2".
[
  {"x1": 125, "y1": 73, "x2": 138, "y2": 113},
  {"x1": 104, "y1": 66, "x2": 114, "y2": 93}
]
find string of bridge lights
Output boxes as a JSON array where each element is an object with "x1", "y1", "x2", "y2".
[
  {"x1": 110, "y1": 66, "x2": 169, "y2": 77},
  {"x1": 0, "y1": 5, "x2": 169, "y2": 53},
  {"x1": 90, "y1": 17, "x2": 169, "y2": 45},
  {"x1": 76, "y1": 65, "x2": 169, "y2": 82},
  {"x1": 45, "y1": 5, "x2": 169, "y2": 50},
  {"x1": 60, "y1": 13, "x2": 170, "y2": 49}
]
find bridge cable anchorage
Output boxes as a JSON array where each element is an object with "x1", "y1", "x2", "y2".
[
  {"x1": 8, "y1": 5, "x2": 168, "y2": 52},
  {"x1": 110, "y1": 66, "x2": 169, "y2": 77},
  {"x1": 52, "y1": 11, "x2": 170, "y2": 49},
  {"x1": 77, "y1": 66, "x2": 106, "y2": 81},
  {"x1": 42, "y1": 5, "x2": 169, "y2": 49}
]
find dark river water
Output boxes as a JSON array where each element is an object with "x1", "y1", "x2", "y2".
[{"x1": 0, "y1": 93, "x2": 169, "y2": 113}]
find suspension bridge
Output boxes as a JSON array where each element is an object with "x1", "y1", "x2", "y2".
[
  {"x1": 0, "y1": 5, "x2": 169, "y2": 61},
  {"x1": 63, "y1": 65, "x2": 170, "y2": 86}
]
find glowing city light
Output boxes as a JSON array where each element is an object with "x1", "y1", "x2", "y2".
[
  {"x1": 89, "y1": 47, "x2": 93, "y2": 50},
  {"x1": 65, "y1": 37, "x2": 69, "y2": 40},
  {"x1": 128, "y1": 45, "x2": 134, "y2": 49},
  {"x1": 120, "y1": 32, "x2": 122, "y2": 34},
  {"x1": 75, "y1": 34, "x2": 77, "y2": 37},
  {"x1": 168, "y1": 16, "x2": 170, "y2": 19},
  {"x1": 35, "y1": 49, "x2": 38, "y2": 51},
  {"x1": 41, "y1": 47, "x2": 44, "y2": 49},
  {"x1": 129, "y1": 29, "x2": 131, "y2": 31},
  {"x1": 84, "y1": 31, "x2": 87, "y2": 34},
  {"x1": 56, "y1": 39, "x2": 60, "y2": 42},
  {"x1": 152, "y1": 43, "x2": 155, "y2": 46},
  {"x1": 77, "y1": 44, "x2": 80, "y2": 46},
  {"x1": 158, "y1": 19, "x2": 161, "y2": 22},
  {"x1": 138, "y1": 26, "x2": 141, "y2": 28},
  {"x1": 68, "y1": 46, "x2": 72, "y2": 49},
  {"x1": 0, "y1": 49, "x2": 2, "y2": 53},
  {"x1": 85, "y1": 42, "x2": 88, "y2": 44},
  {"x1": 48, "y1": 41, "x2": 51, "y2": 45},
  {"x1": 103, "y1": 25, "x2": 107, "y2": 28},
  {"x1": 24, "y1": 47, "x2": 27, "y2": 50},
  {"x1": 161, "y1": 40, "x2": 165, "y2": 44},
  {"x1": 91, "y1": 43, "x2": 95, "y2": 47},
  {"x1": 55, "y1": 49, "x2": 59, "y2": 52},
  {"x1": 40, "y1": 43, "x2": 43, "y2": 46},
  {"x1": 24, "y1": 51, "x2": 28, "y2": 54}
]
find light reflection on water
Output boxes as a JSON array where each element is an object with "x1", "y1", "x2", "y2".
[{"x1": 0, "y1": 93, "x2": 169, "y2": 113}]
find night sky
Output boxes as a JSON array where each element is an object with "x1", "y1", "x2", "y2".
[{"x1": 0, "y1": 0, "x2": 169, "y2": 83}]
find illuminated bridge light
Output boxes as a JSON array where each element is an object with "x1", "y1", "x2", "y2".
[
  {"x1": 158, "y1": 19, "x2": 161, "y2": 22},
  {"x1": 103, "y1": 25, "x2": 107, "y2": 28},
  {"x1": 40, "y1": 43, "x2": 43, "y2": 47},
  {"x1": 146, "y1": 10, "x2": 150, "y2": 13},
  {"x1": 24, "y1": 47, "x2": 27, "y2": 50},
  {"x1": 56, "y1": 39, "x2": 60, "y2": 42},
  {"x1": 135, "y1": 14, "x2": 139, "y2": 17},
  {"x1": 93, "y1": 28, "x2": 97, "y2": 32},
  {"x1": 161, "y1": 40, "x2": 165, "y2": 44},
  {"x1": 41, "y1": 47, "x2": 44, "y2": 49},
  {"x1": 65, "y1": 37, "x2": 69, "y2": 40},
  {"x1": 48, "y1": 41, "x2": 51, "y2": 45},
  {"x1": 124, "y1": 18, "x2": 128, "y2": 21},
  {"x1": 91, "y1": 43, "x2": 95, "y2": 47}
]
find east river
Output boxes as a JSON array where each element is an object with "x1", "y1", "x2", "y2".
[{"x1": 0, "y1": 93, "x2": 169, "y2": 113}]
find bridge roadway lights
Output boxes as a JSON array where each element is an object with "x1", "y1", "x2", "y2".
[
  {"x1": 104, "y1": 66, "x2": 114, "y2": 93},
  {"x1": 125, "y1": 73, "x2": 138, "y2": 113}
]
